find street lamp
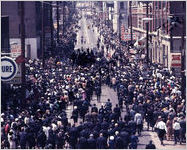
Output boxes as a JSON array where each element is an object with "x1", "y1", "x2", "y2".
[{"x1": 142, "y1": 17, "x2": 152, "y2": 63}]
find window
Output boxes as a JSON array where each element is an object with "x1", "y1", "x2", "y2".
[
  {"x1": 17, "y1": 2, "x2": 21, "y2": 15},
  {"x1": 150, "y1": 6, "x2": 152, "y2": 12},
  {"x1": 19, "y1": 24, "x2": 21, "y2": 35},
  {"x1": 120, "y1": 2, "x2": 124, "y2": 9},
  {"x1": 155, "y1": 42, "x2": 157, "y2": 62},
  {"x1": 162, "y1": 1, "x2": 165, "y2": 8},
  {"x1": 155, "y1": 1, "x2": 158, "y2": 9},
  {"x1": 27, "y1": 44, "x2": 31, "y2": 58},
  {"x1": 163, "y1": 45, "x2": 165, "y2": 66},
  {"x1": 159, "y1": 1, "x2": 161, "y2": 9}
]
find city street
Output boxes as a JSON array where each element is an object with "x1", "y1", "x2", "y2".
[
  {"x1": 66, "y1": 10, "x2": 186, "y2": 149},
  {"x1": 75, "y1": 12, "x2": 98, "y2": 49},
  {"x1": 1, "y1": 1, "x2": 186, "y2": 149}
]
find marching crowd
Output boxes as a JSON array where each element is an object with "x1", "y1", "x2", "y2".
[{"x1": 1, "y1": 12, "x2": 186, "y2": 149}]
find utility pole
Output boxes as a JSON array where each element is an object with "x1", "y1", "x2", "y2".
[
  {"x1": 20, "y1": 2, "x2": 26, "y2": 100},
  {"x1": 50, "y1": 1, "x2": 54, "y2": 53},
  {"x1": 56, "y1": 1, "x2": 60, "y2": 44},
  {"x1": 146, "y1": 1, "x2": 149, "y2": 63},
  {"x1": 119, "y1": 15, "x2": 121, "y2": 42},
  {"x1": 129, "y1": 1, "x2": 133, "y2": 45},
  {"x1": 41, "y1": 2, "x2": 45, "y2": 68},
  {"x1": 63, "y1": 2, "x2": 65, "y2": 36}
]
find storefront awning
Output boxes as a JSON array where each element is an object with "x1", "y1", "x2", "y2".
[{"x1": 134, "y1": 37, "x2": 146, "y2": 47}]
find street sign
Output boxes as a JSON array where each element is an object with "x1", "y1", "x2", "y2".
[{"x1": 1, "y1": 57, "x2": 18, "y2": 81}]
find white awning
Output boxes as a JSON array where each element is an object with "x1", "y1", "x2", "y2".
[{"x1": 134, "y1": 37, "x2": 146, "y2": 47}]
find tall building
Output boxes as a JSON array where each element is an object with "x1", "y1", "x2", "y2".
[
  {"x1": 1, "y1": 1, "x2": 52, "y2": 59},
  {"x1": 151, "y1": 1, "x2": 186, "y2": 72},
  {"x1": 96, "y1": 1, "x2": 128, "y2": 41},
  {"x1": 129, "y1": 1, "x2": 186, "y2": 72},
  {"x1": 1, "y1": 16, "x2": 10, "y2": 53}
]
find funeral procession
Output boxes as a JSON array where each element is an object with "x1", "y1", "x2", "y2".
[{"x1": 1, "y1": 1, "x2": 186, "y2": 149}]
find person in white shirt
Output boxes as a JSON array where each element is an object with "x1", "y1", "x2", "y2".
[
  {"x1": 155, "y1": 116, "x2": 167, "y2": 145},
  {"x1": 134, "y1": 111, "x2": 143, "y2": 135},
  {"x1": 173, "y1": 118, "x2": 181, "y2": 144}
]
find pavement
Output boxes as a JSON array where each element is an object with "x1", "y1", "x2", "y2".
[
  {"x1": 75, "y1": 12, "x2": 115, "y2": 57},
  {"x1": 75, "y1": 12, "x2": 98, "y2": 50}
]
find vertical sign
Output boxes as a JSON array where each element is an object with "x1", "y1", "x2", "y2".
[
  {"x1": 9, "y1": 43, "x2": 22, "y2": 84},
  {"x1": 171, "y1": 53, "x2": 181, "y2": 68}
]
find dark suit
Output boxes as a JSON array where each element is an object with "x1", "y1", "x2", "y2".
[{"x1": 87, "y1": 137, "x2": 96, "y2": 149}]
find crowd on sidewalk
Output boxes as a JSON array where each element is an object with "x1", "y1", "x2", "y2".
[{"x1": 1, "y1": 12, "x2": 186, "y2": 149}]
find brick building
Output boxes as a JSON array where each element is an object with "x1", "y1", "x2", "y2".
[{"x1": 129, "y1": 1, "x2": 186, "y2": 71}]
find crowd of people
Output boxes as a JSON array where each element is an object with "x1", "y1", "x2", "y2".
[
  {"x1": 70, "y1": 48, "x2": 97, "y2": 66},
  {"x1": 1, "y1": 10, "x2": 186, "y2": 149}
]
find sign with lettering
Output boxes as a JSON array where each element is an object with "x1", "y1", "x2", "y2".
[
  {"x1": 1, "y1": 57, "x2": 18, "y2": 81},
  {"x1": 11, "y1": 43, "x2": 21, "y2": 58},
  {"x1": 171, "y1": 53, "x2": 181, "y2": 68},
  {"x1": 122, "y1": 33, "x2": 137, "y2": 41},
  {"x1": 10, "y1": 42, "x2": 22, "y2": 84}
]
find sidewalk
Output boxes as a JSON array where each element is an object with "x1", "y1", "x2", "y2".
[{"x1": 138, "y1": 123, "x2": 186, "y2": 149}]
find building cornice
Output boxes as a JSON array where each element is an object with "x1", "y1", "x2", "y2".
[{"x1": 132, "y1": 27, "x2": 185, "y2": 41}]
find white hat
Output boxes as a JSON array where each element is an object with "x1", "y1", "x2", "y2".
[
  {"x1": 110, "y1": 136, "x2": 114, "y2": 140},
  {"x1": 115, "y1": 131, "x2": 119, "y2": 135}
]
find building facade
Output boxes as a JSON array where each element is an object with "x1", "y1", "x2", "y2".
[
  {"x1": 1, "y1": 1, "x2": 52, "y2": 59},
  {"x1": 129, "y1": 1, "x2": 186, "y2": 71},
  {"x1": 1, "y1": 16, "x2": 10, "y2": 53}
]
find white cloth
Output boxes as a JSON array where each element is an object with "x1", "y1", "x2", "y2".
[
  {"x1": 173, "y1": 122, "x2": 181, "y2": 130},
  {"x1": 156, "y1": 121, "x2": 167, "y2": 132},
  {"x1": 43, "y1": 126, "x2": 51, "y2": 140},
  {"x1": 8, "y1": 133, "x2": 16, "y2": 148},
  {"x1": 134, "y1": 113, "x2": 142, "y2": 125}
]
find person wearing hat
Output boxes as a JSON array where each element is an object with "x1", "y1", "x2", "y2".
[
  {"x1": 87, "y1": 134, "x2": 96, "y2": 149},
  {"x1": 108, "y1": 136, "x2": 115, "y2": 149},
  {"x1": 115, "y1": 132, "x2": 124, "y2": 149},
  {"x1": 155, "y1": 116, "x2": 167, "y2": 145}
]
